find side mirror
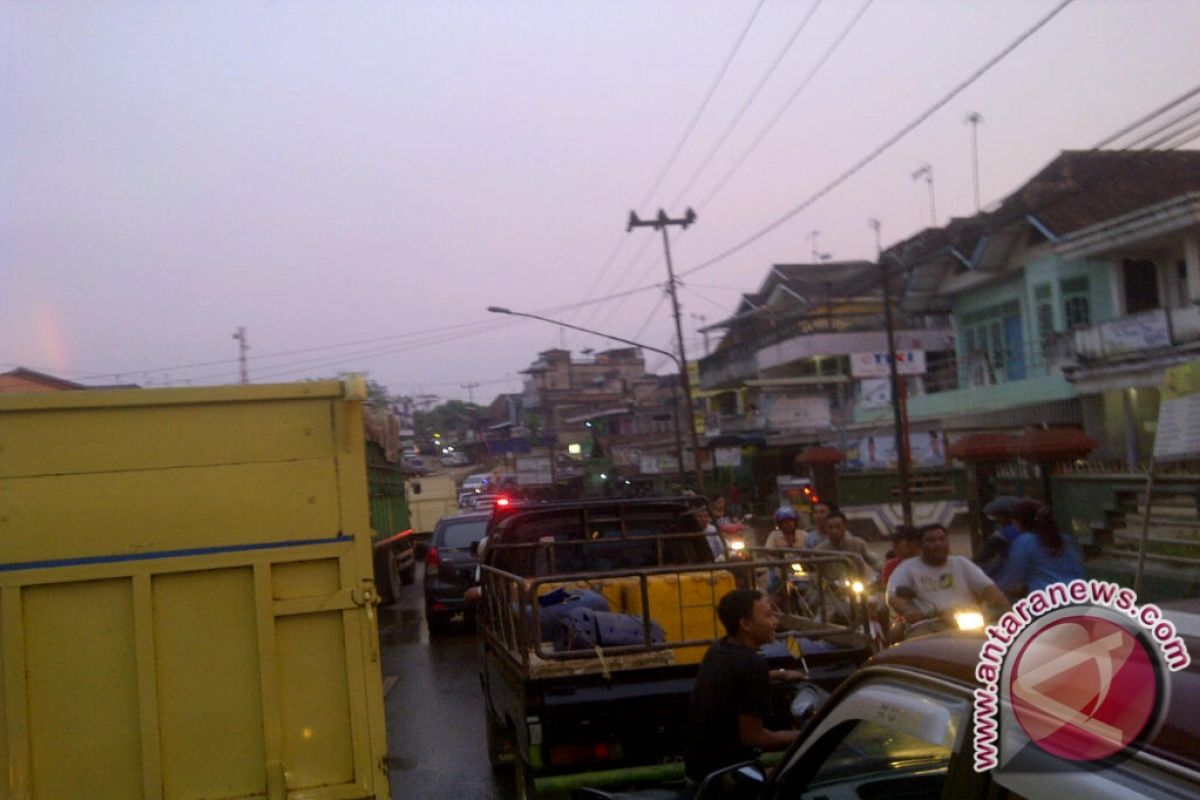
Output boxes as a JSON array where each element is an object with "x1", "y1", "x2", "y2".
[{"x1": 695, "y1": 760, "x2": 766, "y2": 800}]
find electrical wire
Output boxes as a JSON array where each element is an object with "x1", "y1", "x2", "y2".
[
  {"x1": 1123, "y1": 101, "x2": 1200, "y2": 150},
  {"x1": 566, "y1": 1, "x2": 767, "y2": 339},
  {"x1": 1144, "y1": 111, "x2": 1200, "y2": 150},
  {"x1": 668, "y1": 0, "x2": 825, "y2": 209},
  {"x1": 1168, "y1": 124, "x2": 1200, "y2": 150},
  {"x1": 681, "y1": 0, "x2": 1077, "y2": 278},
  {"x1": 1093, "y1": 81, "x2": 1200, "y2": 148},
  {"x1": 632, "y1": 292, "x2": 670, "y2": 342},
  {"x1": 638, "y1": 0, "x2": 767, "y2": 210},
  {"x1": 697, "y1": 0, "x2": 875, "y2": 210}
]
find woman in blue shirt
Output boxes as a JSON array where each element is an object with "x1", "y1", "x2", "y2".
[{"x1": 999, "y1": 500, "x2": 1084, "y2": 598}]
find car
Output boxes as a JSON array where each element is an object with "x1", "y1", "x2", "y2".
[
  {"x1": 461, "y1": 472, "x2": 492, "y2": 493},
  {"x1": 441, "y1": 451, "x2": 470, "y2": 467},
  {"x1": 674, "y1": 618, "x2": 1200, "y2": 800},
  {"x1": 404, "y1": 455, "x2": 432, "y2": 475},
  {"x1": 423, "y1": 511, "x2": 491, "y2": 634}
]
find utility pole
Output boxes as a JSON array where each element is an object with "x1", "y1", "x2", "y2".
[
  {"x1": 870, "y1": 219, "x2": 913, "y2": 529},
  {"x1": 965, "y1": 112, "x2": 983, "y2": 212},
  {"x1": 461, "y1": 382, "x2": 480, "y2": 404},
  {"x1": 232, "y1": 326, "x2": 249, "y2": 384},
  {"x1": 911, "y1": 163, "x2": 937, "y2": 226},
  {"x1": 626, "y1": 208, "x2": 705, "y2": 488}
]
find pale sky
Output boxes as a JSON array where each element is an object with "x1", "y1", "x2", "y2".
[{"x1": 5, "y1": 1, "x2": 1200, "y2": 403}]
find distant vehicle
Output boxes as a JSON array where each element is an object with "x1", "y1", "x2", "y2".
[
  {"x1": 461, "y1": 472, "x2": 492, "y2": 493},
  {"x1": 424, "y1": 512, "x2": 491, "y2": 634},
  {"x1": 404, "y1": 455, "x2": 432, "y2": 475},
  {"x1": 440, "y1": 451, "x2": 470, "y2": 467}
]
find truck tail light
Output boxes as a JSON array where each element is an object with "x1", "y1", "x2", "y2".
[
  {"x1": 547, "y1": 742, "x2": 621, "y2": 766},
  {"x1": 425, "y1": 547, "x2": 440, "y2": 568}
]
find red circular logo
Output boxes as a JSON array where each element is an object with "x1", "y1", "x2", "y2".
[{"x1": 1009, "y1": 615, "x2": 1157, "y2": 762}]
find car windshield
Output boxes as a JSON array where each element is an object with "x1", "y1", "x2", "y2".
[{"x1": 436, "y1": 519, "x2": 489, "y2": 549}]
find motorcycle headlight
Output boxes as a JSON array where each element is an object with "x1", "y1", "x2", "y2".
[
  {"x1": 850, "y1": 580, "x2": 864, "y2": 595},
  {"x1": 791, "y1": 563, "x2": 805, "y2": 575},
  {"x1": 729, "y1": 540, "x2": 745, "y2": 551},
  {"x1": 954, "y1": 611, "x2": 984, "y2": 631}
]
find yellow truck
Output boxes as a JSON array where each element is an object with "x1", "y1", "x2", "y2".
[{"x1": 0, "y1": 378, "x2": 390, "y2": 800}]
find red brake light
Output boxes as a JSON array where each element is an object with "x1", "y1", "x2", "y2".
[
  {"x1": 496, "y1": 496, "x2": 510, "y2": 507},
  {"x1": 425, "y1": 546, "x2": 440, "y2": 567}
]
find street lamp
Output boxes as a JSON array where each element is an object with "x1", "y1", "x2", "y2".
[{"x1": 488, "y1": 306, "x2": 695, "y2": 487}]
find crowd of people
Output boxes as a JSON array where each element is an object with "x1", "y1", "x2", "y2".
[{"x1": 682, "y1": 490, "x2": 1088, "y2": 785}]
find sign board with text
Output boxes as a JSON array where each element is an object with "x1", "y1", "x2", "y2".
[
  {"x1": 1153, "y1": 360, "x2": 1200, "y2": 461},
  {"x1": 850, "y1": 351, "x2": 926, "y2": 378}
]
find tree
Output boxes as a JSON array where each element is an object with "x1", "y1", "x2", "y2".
[{"x1": 414, "y1": 399, "x2": 485, "y2": 443}]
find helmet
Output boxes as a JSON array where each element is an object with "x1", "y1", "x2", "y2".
[{"x1": 773, "y1": 506, "x2": 798, "y2": 522}]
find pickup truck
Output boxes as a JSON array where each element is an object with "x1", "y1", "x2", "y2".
[{"x1": 476, "y1": 497, "x2": 875, "y2": 798}]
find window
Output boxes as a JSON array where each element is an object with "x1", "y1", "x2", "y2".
[
  {"x1": 787, "y1": 718, "x2": 952, "y2": 800},
  {"x1": 1035, "y1": 284, "x2": 1054, "y2": 362},
  {"x1": 961, "y1": 300, "x2": 1022, "y2": 381},
  {"x1": 1061, "y1": 276, "x2": 1090, "y2": 329}
]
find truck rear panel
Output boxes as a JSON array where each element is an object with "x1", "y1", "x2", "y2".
[{"x1": 0, "y1": 380, "x2": 389, "y2": 800}]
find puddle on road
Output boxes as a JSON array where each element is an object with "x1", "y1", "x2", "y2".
[{"x1": 378, "y1": 605, "x2": 423, "y2": 645}]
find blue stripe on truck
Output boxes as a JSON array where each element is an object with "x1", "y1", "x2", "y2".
[{"x1": 0, "y1": 535, "x2": 352, "y2": 572}]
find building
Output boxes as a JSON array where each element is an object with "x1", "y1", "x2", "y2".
[
  {"x1": 519, "y1": 348, "x2": 689, "y2": 474},
  {"x1": 895, "y1": 150, "x2": 1200, "y2": 465},
  {"x1": 697, "y1": 261, "x2": 954, "y2": 458}
]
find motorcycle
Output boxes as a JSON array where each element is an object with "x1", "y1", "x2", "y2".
[{"x1": 892, "y1": 585, "x2": 986, "y2": 641}]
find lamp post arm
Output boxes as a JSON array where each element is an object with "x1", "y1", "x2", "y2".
[{"x1": 488, "y1": 308, "x2": 680, "y2": 368}]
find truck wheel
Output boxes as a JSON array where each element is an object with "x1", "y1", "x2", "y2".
[
  {"x1": 374, "y1": 550, "x2": 398, "y2": 606},
  {"x1": 379, "y1": 549, "x2": 403, "y2": 607}
]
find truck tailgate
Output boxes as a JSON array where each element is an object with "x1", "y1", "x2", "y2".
[{"x1": 0, "y1": 380, "x2": 389, "y2": 799}]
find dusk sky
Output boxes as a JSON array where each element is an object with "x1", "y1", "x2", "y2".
[{"x1": 5, "y1": 1, "x2": 1200, "y2": 403}]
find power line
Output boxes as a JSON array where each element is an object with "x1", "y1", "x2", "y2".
[
  {"x1": 638, "y1": 0, "x2": 767, "y2": 210},
  {"x1": 697, "y1": 0, "x2": 876, "y2": 209},
  {"x1": 668, "y1": 0, "x2": 825, "y2": 209},
  {"x1": 1093, "y1": 81, "x2": 1200, "y2": 148},
  {"x1": 679, "y1": 283, "x2": 734, "y2": 315},
  {"x1": 1123, "y1": 100, "x2": 1200, "y2": 149},
  {"x1": 681, "y1": 0, "x2": 1077, "y2": 278},
  {"x1": 565, "y1": 2, "x2": 766, "y2": 338},
  {"x1": 1143, "y1": 108, "x2": 1200, "y2": 150}
]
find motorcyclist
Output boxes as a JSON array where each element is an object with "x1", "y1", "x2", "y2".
[{"x1": 887, "y1": 524, "x2": 1010, "y2": 629}]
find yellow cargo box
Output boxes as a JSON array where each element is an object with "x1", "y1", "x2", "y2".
[
  {"x1": 622, "y1": 572, "x2": 734, "y2": 664},
  {"x1": 0, "y1": 379, "x2": 389, "y2": 800}
]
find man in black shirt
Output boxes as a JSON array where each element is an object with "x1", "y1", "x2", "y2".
[{"x1": 684, "y1": 589, "x2": 803, "y2": 784}]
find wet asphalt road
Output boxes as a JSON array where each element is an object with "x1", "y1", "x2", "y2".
[{"x1": 378, "y1": 570, "x2": 515, "y2": 800}]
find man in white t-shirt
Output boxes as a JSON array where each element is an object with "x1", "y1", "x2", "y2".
[{"x1": 887, "y1": 524, "x2": 1010, "y2": 624}]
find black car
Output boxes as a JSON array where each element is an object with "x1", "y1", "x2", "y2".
[{"x1": 424, "y1": 511, "x2": 490, "y2": 634}]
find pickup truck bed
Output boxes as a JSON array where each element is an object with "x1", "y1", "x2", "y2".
[{"x1": 475, "y1": 498, "x2": 874, "y2": 798}]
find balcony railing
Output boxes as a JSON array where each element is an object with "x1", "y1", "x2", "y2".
[{"x1": 1070, "y1": 306, "x2": 1200, "y2": 361}]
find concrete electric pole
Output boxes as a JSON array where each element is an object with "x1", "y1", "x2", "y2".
[{"x1": 626, "y1": 208, "x2": 705, "y2": 488}]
